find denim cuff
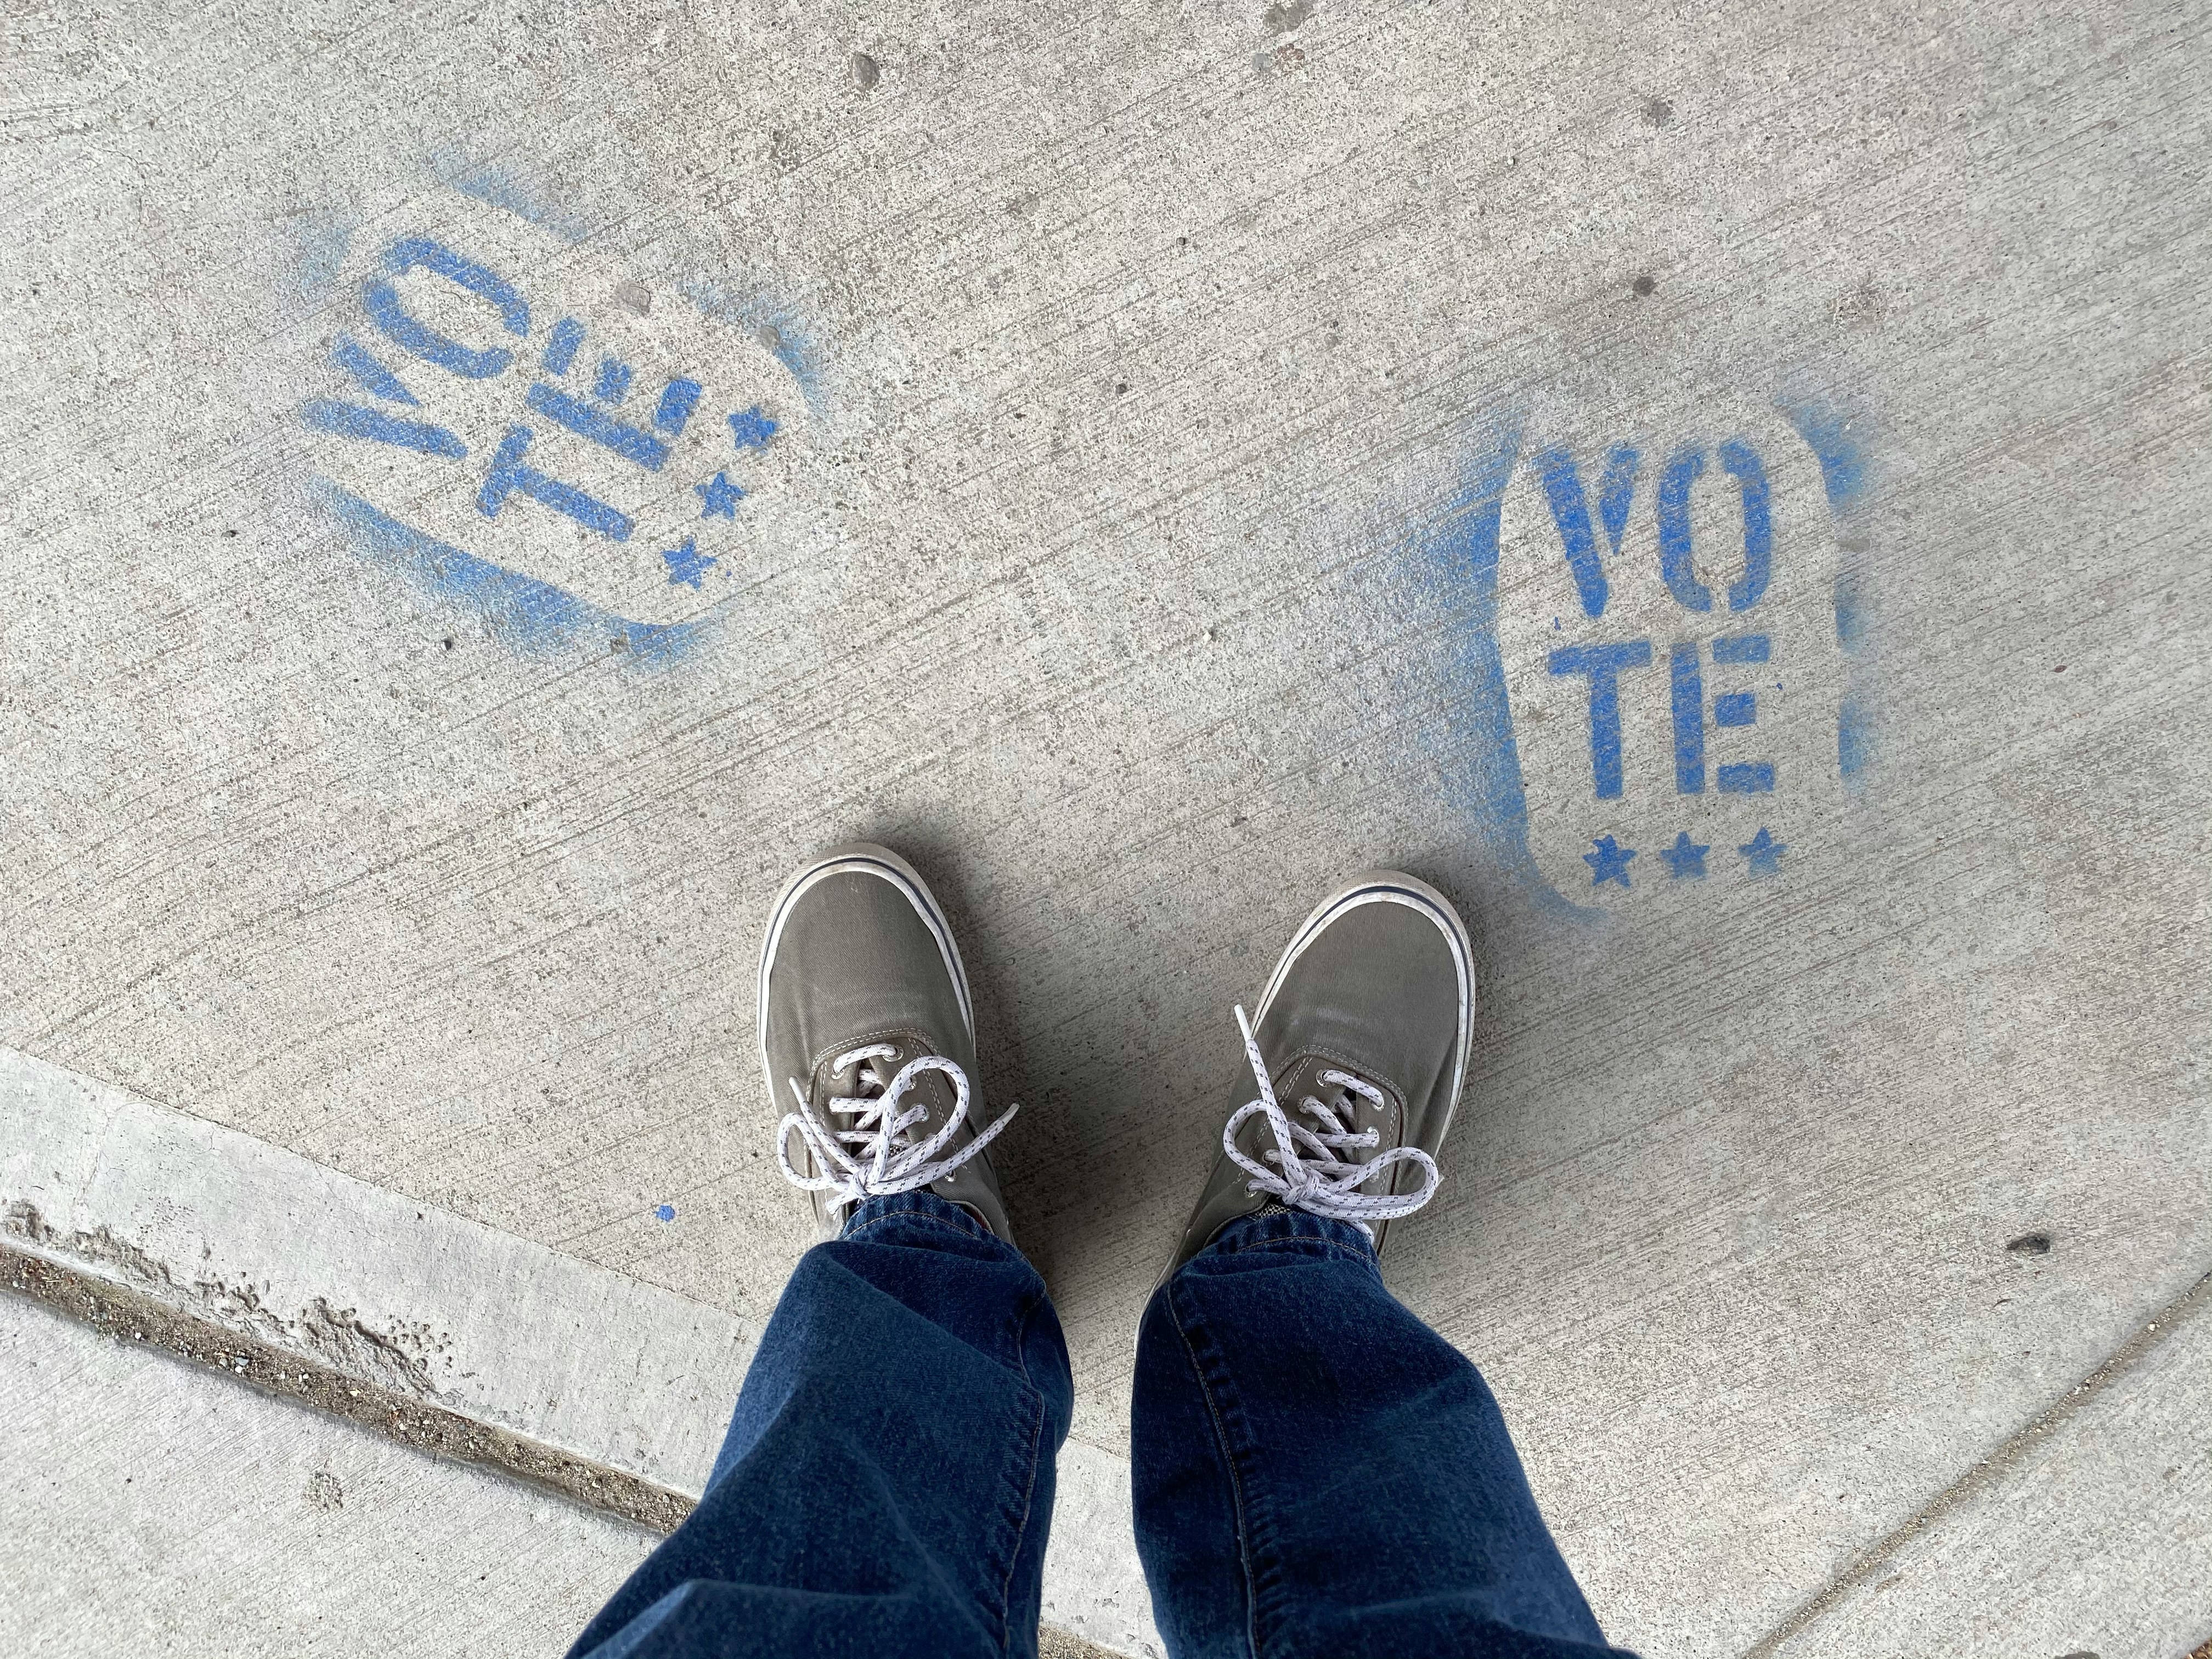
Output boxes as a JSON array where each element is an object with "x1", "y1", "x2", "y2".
[
  {"x1": 1196, "y1": 1205, "x2": 1379, "y2": 1266},
  {"x1": 839, "y1": 1188, "x2": 1008, "y2": 1251}
]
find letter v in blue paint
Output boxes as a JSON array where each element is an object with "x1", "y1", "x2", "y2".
[
  {"x1": 1548, "y1": 640, "x2": 1652, "y2": 799},
  {"x1": 1531, "y1": 444, "x2": 1640, "y2": 618},
  {"x1": 331, "y1": 336, "x2": 420, "y2": 405}
]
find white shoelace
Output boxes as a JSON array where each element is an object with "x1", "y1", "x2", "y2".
[
  {"x1": 1221, "y1": 1005, "x2": 1440, "y2": 1233},
  {"x1": 777, "y1": 1044, "x2": 1017, "y2": 1213}
]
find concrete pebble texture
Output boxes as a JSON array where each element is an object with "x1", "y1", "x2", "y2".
[
  {"x1": 3, "y1": 0, "x2": 2209, "y2": 1653},
  {"x1": 0, "y1": 1296, "x2": 655, "y2": 1658}
]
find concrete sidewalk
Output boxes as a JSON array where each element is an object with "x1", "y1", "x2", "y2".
[{"x1": 4, "y1": 0, "x2": 2210, "y2": 1652}]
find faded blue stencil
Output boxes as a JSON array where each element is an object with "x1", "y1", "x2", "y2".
[
  {"x1": 543, "y1": 318, "x2": 586, "y2": 376},
  {"x1": 308, "y1": 478, "x2": 703, "y2": 667},
  {"x1": 429, "y1": 149, "x2": 595, "y2": 244},
  {"x1": 1669, "y1": 641, "x2": 1705, "y2": 794},
  {"x1": 478, "y1": 426, "x2": 633, "y2": 540},
  {"x1": 332, "y1": 337, "x2": 419, "y2": 405},
  {"x1": 1530, "y1": 443, "x2": 1639, "y2": 619},
  {"x1": 302, "y1": 399, "x2": 465, "y2": 458},
  {"x1": 729, "y1": 405, "x2": 778, "y2": 450},
  {"x1": 1584, "y1": 836, "x2": 1636, "y2": 888},
  {"x1": 696, "y1": 472, "x2": 746, "y2": 518},
  {"x1": 1716, "y1": 437, "x2": 1773, "y2": 611},
  {"x1": 1660, "y1": 832, "x2": 1708, "y2": 879},
  {"x1": 1777, "y1": 392, "x2": 1876, "y2": 789},
  {"x1": 364, "y1": 238, "x2": 530, "y2": 380},
  {"x1": 655, "y1": 378, "x2": 703, "y2": 437},
  {"x1": 1548, "y1": 640, "x2": 1652, "y2": 800},
  {"x1": 1712, "y1": 633, "x2": 1770, "y2": 664},
  {"x1": 594, "y1": 357, "x2": 634, "y2": 403},
  {"x1": 1656, "y1": 439, "x2": 1773, "y2": 614},
  {"x1": 1394, "y1": 397, "x2": 1876, "y2": 919},
  {"x1": 294, "y1": 162, "x2": 829, "y2": 672},
  {"x1": 524, "y1": 382, "x2": 670, "y2": 471},
  {"x1": 1739, "y1": 826, "x2": 1787, "y2": 875},
  {"x1": 1657, "y1": 445, "x2": 1713, "y2": 612},
  {"x1": 662, "y1": 535, "x2": 717, "y2": 589},
  {"x1": 1717, "y1": 761, "x2": 1774, "y2": 794},
  {"x1": 1392, "y1": 411, "x2": 1600, "y2": 922}
]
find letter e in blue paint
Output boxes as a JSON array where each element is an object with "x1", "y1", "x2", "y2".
[
  {"x1": 1707, "y1": 633, "x2": 1773, "y2": 792},
  {"x1": 1548, "y1": 640, "x2": 1652, "y2": 800}
]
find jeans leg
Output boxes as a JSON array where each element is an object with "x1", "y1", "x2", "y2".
[
  {"x1": 569, "y1": 1192, "x2": 1073, "y2": 1659},
  {"x1": 1131, "y1": 1211, "x2": 1623, "y2": 1659}
]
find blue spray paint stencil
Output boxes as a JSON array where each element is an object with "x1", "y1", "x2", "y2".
[
  {"x1": 295, "y1": 177, "x2": 822, "y2": 659},
  {"x1": 1404, "y1": 394, "x2": 1872, "y2": 913}
]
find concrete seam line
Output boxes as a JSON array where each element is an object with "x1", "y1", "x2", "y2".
[
  {"x1": 1739, "y1": 1262, "x2": 2212, "y2": 1659},
  {"x1": 1, "y1": 1240, "x2": 1132, "y2": 1659},
  {"x1": 2, "y1": 1238, "x2": 693, "y2": 1531}
]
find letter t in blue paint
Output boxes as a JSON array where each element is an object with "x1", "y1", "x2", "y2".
[{"x1": 1547, "y1": 640, "x2": 1652, "y2": 800}]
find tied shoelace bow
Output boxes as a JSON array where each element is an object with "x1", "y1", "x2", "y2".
[
  {"x1": 1222, "y1": 1005, "x2": 1440, "y2": 1233},
  {"x1": 778, "y1": 1044, "x2": 1017, "y2": 1212}
]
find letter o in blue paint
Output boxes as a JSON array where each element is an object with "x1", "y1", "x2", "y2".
[
  {"x1": 1717, "y1": 438, "x2": 1772, "y2": 611},
  {"x1": 1657, "y1": 438, "x2": 1775, "y2": 614},
  {"x1": 1656, "y1": 446, "x2": 1712, "y2": 612},
  {"x1": 363, "y1": 237, "x2": 531, "y2": 380}
]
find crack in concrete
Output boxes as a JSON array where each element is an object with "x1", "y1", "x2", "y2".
[{"x1": 1739, "y1": 1262, "x2": 2212, "y2": 1658}]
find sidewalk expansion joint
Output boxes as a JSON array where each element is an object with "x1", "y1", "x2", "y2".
[
  {"x1": 3, "y1": 1239, "x2": 1133, "y2": 1659},
  {"x1": 2, "y1": 1239, "x2": 692, "y2": 1534},
  {"x1": 1740, "y1": 1261, "x2": 2212, "y2": 1658}
]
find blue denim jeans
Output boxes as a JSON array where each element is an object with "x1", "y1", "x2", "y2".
[{"x1": 569, "y1": 1193, "x2": 1621, "y2": 1659}]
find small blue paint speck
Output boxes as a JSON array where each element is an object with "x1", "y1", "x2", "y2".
[{"x1": 654, "y1": 1204, "x2": 676, "y2": 1223}]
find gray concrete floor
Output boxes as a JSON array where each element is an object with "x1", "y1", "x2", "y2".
[
  {"x1": 0, "y1": 1296, "x2": 654, "y2": 1658},
  {"x1": 4, "y1": 0, "x2": 2210, "y2": 1652}
]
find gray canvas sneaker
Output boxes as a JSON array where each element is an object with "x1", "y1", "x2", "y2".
[
  {"x1": 1167, "y1": 871, "x2": 1474, "y2": 1270},
  {"x1": 759, "y1": 843, "x2": 1016, "y2": 1243}
]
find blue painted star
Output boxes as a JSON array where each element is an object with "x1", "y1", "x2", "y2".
[
  {"x1": 1583, "y1": 835, "x2": 1636, "y2": 888},
  {"x1": 1659, "y1": 831, "x2": 1709, "y2": 879},
  {"x1": 728, "y1": 405, "x2": 778, "y2": 450},
  {"x1": 696, "y1": 470, "x2": 746, "y2": 518},
  {"x1": 1738, "y1": 826, "x2": 1787, "y2": 877},
  {"x1": 661, "y1": 535, "x2": 718, "y2": 590}
]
